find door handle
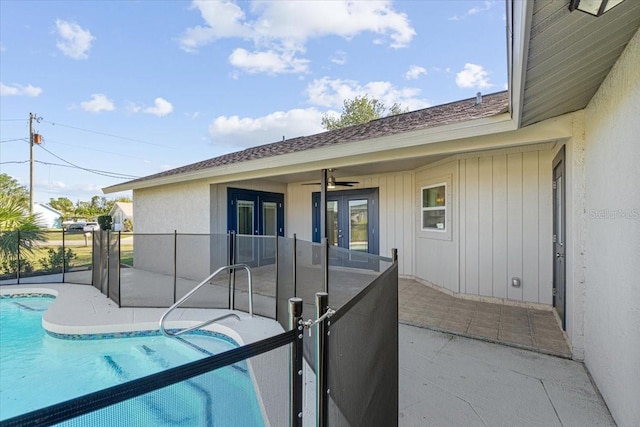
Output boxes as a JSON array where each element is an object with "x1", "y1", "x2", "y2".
[{"x1": 556, "y1": 252, "x2": 564, "y2": 258}]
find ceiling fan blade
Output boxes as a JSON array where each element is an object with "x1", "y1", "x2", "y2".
[
  {"x1": 335, "y1": 181, "x2": 359, "y2": 186},
  {"x1": 301, "y1": 182, "x2": 321, "y2": 185}
]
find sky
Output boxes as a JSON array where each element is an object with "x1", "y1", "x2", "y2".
[{"x1": 0, "y1": 0, "x2": 507, "y2": 204}]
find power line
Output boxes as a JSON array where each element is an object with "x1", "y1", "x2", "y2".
[
  {"x1": 0, "y1": 158, "x2": 139, "y2": 179},
  {"x1": 35, "y1": 144, "x2": 140, "y2": 179},
  {"x1": 42, "y1": 119, "x2": 183, "y2": 150},
  {"x1": 0, "y1": 118, "x2": 28, "y2": 122},
  {"x1": 0, "y1": 138, "x2": 28, "y2": 143}
]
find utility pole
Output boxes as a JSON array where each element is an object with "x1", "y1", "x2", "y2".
[{"x1": 29, "y1": 112, "x2": 42, "y2": 214}]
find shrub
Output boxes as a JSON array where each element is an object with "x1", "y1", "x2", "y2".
[
  {"x1": 98, "y1": 215, "x2": 112, "y2": 231},
  {"x1": 39, "y1": 247, "x2": 76, "y2": 273},
  {"x1": 1, "y1": 258, "x2": 34, "y2": 276},
  {"x1": 123, "y1": 218, "x2": 133, "y2": 232}
]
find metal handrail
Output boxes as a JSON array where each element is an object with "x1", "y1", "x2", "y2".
[{"x1": 159, "y1": 263, "x2": 253, "y2": 337}]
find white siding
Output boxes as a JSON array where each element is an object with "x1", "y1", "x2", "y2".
[
  {"x1": 416, "y1": 162, "x2": 459, "y2": 293},
  {"x1": 417, "y1": 147, "x2": 553, "y2": 303}
]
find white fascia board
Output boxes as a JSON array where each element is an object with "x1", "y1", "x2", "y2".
[
  {"x1": 103, "y1": 114, "x2": 513, "y2": 193},
  {"x1": 508, "y1": 0, "x2": 534, "y2": 129}
]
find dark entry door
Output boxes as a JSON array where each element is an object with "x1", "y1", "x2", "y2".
[
  {"x1": 228, "y1": 188, "x2": 284, "y2": 266},
  {"x1": 312, "y1": 188, "x2": 378, "y2": 267},
  {"x1": 552, "y1": 147, "x2": 566, "y2": 330}
]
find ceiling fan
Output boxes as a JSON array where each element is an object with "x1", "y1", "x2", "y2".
[{"x1": 302, "y1": 169, "x2": 359, "y2": 188}]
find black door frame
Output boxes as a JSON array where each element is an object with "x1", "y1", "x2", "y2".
[
  {"x1": 312, "y1": 188, "x2": 379, "y2": 255},
  {"x1": 227, "y1": 188, "x2": 284, "y2": 266},
  {"x1": 552, "y1": 146, "x2": 566, "y2": 330}
]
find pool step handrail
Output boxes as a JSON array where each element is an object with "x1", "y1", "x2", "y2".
[{"x1": 159, "y1": 263, "x2": 253, "y2": 338}]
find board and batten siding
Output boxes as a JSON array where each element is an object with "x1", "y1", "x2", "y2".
[
  {"x1": 417, "y1": 148, "x2": 553, "y2": 304},
  {"x1": 286, "y1": 172, "x2": 415, "y2": 276}
]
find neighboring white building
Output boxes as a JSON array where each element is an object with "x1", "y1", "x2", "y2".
[
  {"x1": 109, "y1": 202, "x2": 133, "y2": 231},
  {"x1": 105, "y1": 2, "x2": 640, "y2": 426},
  {"x1": 33, "y1": 203, "x2": 62, "y2": 229}
]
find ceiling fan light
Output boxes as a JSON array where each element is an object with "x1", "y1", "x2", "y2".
[
  {"x1": 568, "y1": 0, "x2": 626, "y2": 16},
  {"x1": 327, "y1": 175, "x2": 336, "y2": 189}
]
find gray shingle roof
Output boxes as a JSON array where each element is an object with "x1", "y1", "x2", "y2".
[{"x1": 124, "y1": 91, "x2": 508, "y2": 186}]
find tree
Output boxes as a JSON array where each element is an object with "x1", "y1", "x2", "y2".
[
  {"x1": 0, "y1": 193, "x2": 46, "y2": 275},
  {"x1": 321, "y1": 95, "x2": 409, "y2": 130},
  {"x1": 73, "y1": 195, "x2": 132, "y2": 219},
  {"x1": 49, "y1": 197, "x2": 75, "y2": 220},
  {"x1": 0, "y1": 174, "x2": 29, "y2": 209}
]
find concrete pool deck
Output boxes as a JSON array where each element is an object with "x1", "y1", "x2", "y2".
[{"x1": 1, "y1": 283, "x2": 615, "y2": 426}]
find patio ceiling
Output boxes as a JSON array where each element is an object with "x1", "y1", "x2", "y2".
[{"x1": 518, "y1": 0, "x2": 640, "y2": 127}]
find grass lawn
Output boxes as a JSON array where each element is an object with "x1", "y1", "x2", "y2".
[
  {"x1": 42, "y1": 230, "x2": 94, "y2": 242},
  {"x1": 19, "y1": 244, "x2": 134, "y2": 271}
]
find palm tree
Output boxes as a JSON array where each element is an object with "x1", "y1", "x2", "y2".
[{"x1": 0, "y1": 194, "x2": 46, "y2": 274}]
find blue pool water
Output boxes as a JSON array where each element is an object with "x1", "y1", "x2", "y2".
[{"x1": 0, "y1": 295, "x2": 265, "y2": 426}]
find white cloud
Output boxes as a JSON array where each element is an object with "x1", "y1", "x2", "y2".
[
  {"x1": 127, "y1": 98, "x2": 174, "y2": 116},
  {"x1": 305, "y1": 77, "x2": 431, "y2": 111},
  {"x1": 180, "y1": 0, "x2": 415, "y2": 74},
  {"x1": 1, "y1": 82, "x2": 43, "y2": 97},
  {"x1": 330, "y1": 50, "x2": 347, "y2": 65},
  {"x1": 455, "y1": 63, "x2": 492, "y2": 89},
  {"x1": 208, "y1": 108, "x2": 326, "y2": 150},
  {"x1": 449, "y1": 1, "x2": 496, "y2": 21},
  {"x1": 229, "y1": 48, "x2": 309, "y2": 74},
  {"x1": 143, "y1": 97, "x2": 174, "y2": 117},
  {"x1": 55, "y1": 19, "x2": 94, "y2": 60},
  {"x1": 80, "y1": 94, "x2": 115, "y2": 113},
  {"x1": 405, "y1": 65, "x2": 427, "y2": 80}
]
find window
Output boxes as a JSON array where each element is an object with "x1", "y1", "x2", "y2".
[{"x1": 421, "y1": 183, "x2": 446, "y2": 231}]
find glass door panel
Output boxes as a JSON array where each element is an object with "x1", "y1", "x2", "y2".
[
  {"x1": 236, "y1": 200, "x2": 254, "y2": 262},
  {"x1": 327, "y1": 201, "x2": 339, "y2": 247},
  {"x1": 348, "y1": 199, "x2": 368, "y2": 252},
  {"x1": 262, "y1": 202, "x2": 277, "y2": 260}
]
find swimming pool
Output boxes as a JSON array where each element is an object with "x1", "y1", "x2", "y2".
[{"x1": 0, "y1": 294, "x2": 265, "y2": 425}]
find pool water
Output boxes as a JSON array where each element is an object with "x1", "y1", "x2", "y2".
[{"x1": 0, "y1": 295, "x2": 265, "y2": 426}]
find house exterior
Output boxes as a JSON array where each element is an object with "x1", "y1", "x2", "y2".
[
  {"x1": 109, "y1": 202, "x2": 133, "y2": 231},
  {"x1": 105, "y1": 1, "x2": 640, "y2": 425},
  {"x1": 33, "y1": 203, "x2": 62, "y2": 229}
]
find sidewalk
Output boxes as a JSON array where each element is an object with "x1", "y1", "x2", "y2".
[
  {"x1": 398, "y1": 278, "x2": 571, "y2": 358},
  {"x1": 399, "y1": 324, "x2": 615, "y2": 426}
]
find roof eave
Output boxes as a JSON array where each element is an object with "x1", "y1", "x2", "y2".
[
  {"x1": 103, "y1": 113, "x2": 515, "y2": 193},
  {"x1": 508, "y1": 0, "x2": 534, "y2": 129}
]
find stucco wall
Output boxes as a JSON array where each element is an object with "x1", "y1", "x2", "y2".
[
  {"x1": 583, "y1": 28, "x2": 640, "y2": 427},
  {"x1": 133, "y1": 181, "x2": 213, "y2": 279},
  {"x1": 134, "y1": 181, "x2": 211, "y2": 233}
]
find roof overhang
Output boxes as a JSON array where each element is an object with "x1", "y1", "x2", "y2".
[{"x1": 104, "y1": 113, "x2": 515, "y2": 193}]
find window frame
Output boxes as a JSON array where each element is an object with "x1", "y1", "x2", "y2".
[{"x1": 421, "y1": 182, "x2": 447, "y2": 232}]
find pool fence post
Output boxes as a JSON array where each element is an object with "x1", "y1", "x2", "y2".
[
  {"x1": 173, "y1": 230, "x2": 178, "y2": 304},
  {"x1": 232, "y1": 231, "x2": 237, "y2": 310},
  {"x1": 274, "y1": 234, "x2": 279, "y2": 320},
  {"x1": 289, "y1": 297, "x2": 304, "y2": 427},
  {"x1": 16, "y1": 230, "x2": 21, "y2": 284},
  {"x1": 292, "y1": 233, "x2": 297, "y2": 297},
  {"x1": 392, "y1": 248, "x2": 398, "y2": 264},
  {"x1": 227, "y1": 231, "x2": 234, "y2": 310},
  {"x1": 62, "y1": 228, "x2": 66, "y2": 283},
  {"x1": 322, "y1": 237, "x2": 329, "y2": 293},
  {"x1": 315, "y1": 291, "x2": 329, "y2": 427}
]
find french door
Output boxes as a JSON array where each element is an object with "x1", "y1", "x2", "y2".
[
  {"x1": 312, "y1": 188, "x2": 379, "y2": 267},
  {"x1": 227, "y1": 188, "x2": 284, "y2": 266}
]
